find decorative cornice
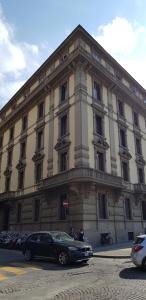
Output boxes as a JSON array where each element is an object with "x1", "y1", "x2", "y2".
[
  {"x1": 35, "y1": 119, "x2": 46, "y2": 130},
  {"x1": 91, "y1": 102, "x2": 106, "y2": 115}
]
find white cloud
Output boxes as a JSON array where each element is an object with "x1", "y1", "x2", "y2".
[
  {"x1": 0, "y1": 6, "x2": 50, "y2": 109},
  {"x1": 93, "y1": 17, "x2": 146, "y2": 89}
]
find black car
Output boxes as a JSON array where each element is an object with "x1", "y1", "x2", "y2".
[{"x1": 22, "y1": 231, "x2": 93, "y2": 265}]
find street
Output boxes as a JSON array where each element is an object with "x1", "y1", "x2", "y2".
[{"x1": 0, "y1": 249, "x2": 146, "y2": 299}]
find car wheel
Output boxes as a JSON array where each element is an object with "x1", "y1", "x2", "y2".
[
  {"x1": 83, "y1": 259, "x2": 88, "y2": 263},
  {"x1": 58, "y1": 251, "x2": 69, "y2": 265},
  {"x1": 142, "y1": 257, "x2": 146, "y2": 269},
  {"x1": 24, "y1": 249, "x2": 32, "y2": 261}
]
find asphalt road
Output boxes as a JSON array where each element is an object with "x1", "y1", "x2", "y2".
[{"x1": 0, "y1": 248, "x2": 146, "y2": 299}]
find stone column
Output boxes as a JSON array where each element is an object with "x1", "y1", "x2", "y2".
[
  {"x1": 107, "y1": 87, "x2": 117, "y2": 175},
  {"x1": 74, "y1": 63, "x2": 89, "y2": 167}
]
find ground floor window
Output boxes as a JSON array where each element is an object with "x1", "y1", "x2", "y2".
[
  {"x1": 125, "y1": 198, "x2": 132, "y2": 220},
  {"x1": 34, "y1": 199, "x2": 40, "y2": 222},
  {"x1": 16, "y1": 203, "x2": 22, "y2": 223},
  {"x1": 142, "y1": 201, "x2": 146, "y2": 220},
  {"x1": 98, "y1": 193, "x2": 108, "y2": 219}
]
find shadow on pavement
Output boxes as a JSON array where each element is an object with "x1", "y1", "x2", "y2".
[
  {"x1": 0, "y1": 255, "x2": 89, "y2": 271},
  {"x1": 119, "y1": 266, "x2": 146, "y2": 280}
]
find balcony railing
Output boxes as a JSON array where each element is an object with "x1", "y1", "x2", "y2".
[
  {"x1": 0, "y1": 191, "x2": 16, "y2": 202},
  {"x1": 134, "y1": 184, "x2": 146, "y2": 193},
  {"x1": 42, "y1": 167, "x2": 123, "y2": 190}
]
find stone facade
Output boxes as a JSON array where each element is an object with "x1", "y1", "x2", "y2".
[{"x1": 0, "y1": 25, "x2": 146, "y2": 245}]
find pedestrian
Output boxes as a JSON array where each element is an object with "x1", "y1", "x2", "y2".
[
  {"x1": 69, "y1": 227, "x2": 77, "y2": 240},
  {"x1": 78, "y1": 228, "x2": 84, "y2": 242}
]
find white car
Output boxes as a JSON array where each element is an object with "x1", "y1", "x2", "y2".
[{"x1": 131, "y1": 235, "x2": 146, "y2": 268}]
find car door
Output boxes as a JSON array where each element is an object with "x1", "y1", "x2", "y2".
[
  {"x1": 39, "y1": 233, "x2": 54, "y2": 258},
  {"x1": 26, "y1": 233, "x2": 41, "y2": 256}
]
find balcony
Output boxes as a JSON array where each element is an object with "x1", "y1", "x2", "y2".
[
  {"x1": 0, "y1": 191, "x2": 16, "y2": 204},
  {"x1": 134, "y1": 184, "x2": 146, "y2": 193},
  {"x1": 42, "y1": 167, "x2": 123, "y2": 190}
]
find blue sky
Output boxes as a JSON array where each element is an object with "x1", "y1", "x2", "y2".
[{"x1": 0, "y1": 0, "x2": 146, "y2": 108}]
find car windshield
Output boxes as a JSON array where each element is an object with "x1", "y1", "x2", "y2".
[{"x1": 51, "y1": 232, "x2": 74, "y2": 242}]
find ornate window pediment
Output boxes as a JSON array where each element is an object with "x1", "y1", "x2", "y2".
[
  {"x1": 55, "y1": 137, "x2": 71, "y2": 151},
  {"x1": 136, "y1": 156, "x2": 146, "y2": 166},
  {"x1": 32, "y1": 152, "x2": 44, "y2": 162},
  {"x1": 16, "y1": 161, "x2": 26, "y2": 170},
  {"x1": 119, "y1": 148, "x2": 132, "y2": 160},
  {"x1": 4, "y1": 167, "x2": 12, "y2": 177},
  {"x1": 93, "y1": 136, "x2": 109, "y2": 150}
]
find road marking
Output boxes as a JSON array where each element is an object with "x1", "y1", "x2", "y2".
[
  {"x1": 0, "y1": 263, "x2": 41, "y2": 282},
  {"x1": 10, "y1": 262, "x2": 41, "y2": 270},
  {"x1": 0, "y1": 274, "x2": 7, "y2": 281},
  {"x1": 0, "y1": 266, "x2": 26, "y2": 275}
]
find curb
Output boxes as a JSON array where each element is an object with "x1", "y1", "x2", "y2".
[{"x1": 93, "y1": 254, "x2": 130, "y2": 259}]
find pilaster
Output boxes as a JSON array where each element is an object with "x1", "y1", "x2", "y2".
[
  {"x1": 47, "y1": 90, "x2": 54, "y2": 176},
  {"x1": 107, "y1": 87, "x2": 118, "y2": 175},
  {"x1": 74, "y1": 63, "x2": 89, "y2": 167}
]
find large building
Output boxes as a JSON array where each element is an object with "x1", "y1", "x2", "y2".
[{"x1": 0, "y1": 25, "x2": 146, "y2": 245}]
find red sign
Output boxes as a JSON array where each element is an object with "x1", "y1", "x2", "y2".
[{"x1": 63, "y1": 201, "x2": 69, "y2": 208}]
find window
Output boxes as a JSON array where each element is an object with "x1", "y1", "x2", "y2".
[
  {"x1": 20, "y1": 141, "x2": 26, "y2": 160},
  {"x1": 96, "y1": 115, "x2": 103, "y2": 136},
  {"x1": 7, "y1": 150, "x2": 12, "y2": 167},
  {"x1": 96, "y1": 151, "x2": 104, "y2": 171},
  {"x1": 35, "y1": 162, "x2": 42, "y2": 183},
  {"x1": 0, "y1": 155, "x2": 2, "y2": 172},
  {"x1": 122, "y1": 161, "x2": 129, "y2": 181},
  {"x1": 142, "y1": 201, "x2": 146, "y2": 220},
  {"x1": 22, "y1": 115, "x2": 28, "y2": 132},
  {"x1": 40, "y1": 233, "x2": 52, "y2": 243},
  {"x1": 60, "y1": 194, "x2": 69, "y2": 220},
  {"x1": 98, "y1": 193, "x2": 107, "y2": 219},
  {"x1": 93, "y1": 81, "x2": 101, "y2": 101},
  {"x1": 60, "y1": 115, "x2": 67, "y2": 137},
  {"x1": 60, "y1": 152, "x2": 67, "y2": 172},
  {"x1": 5, "y1": 176, "x2": 11, "y2": 192},
  {"x1": 38, "y1": 102, "x2": 44, "y2": 120},
  {"x1": 60, "y1": 82, "x2": 67, "y2": 102},
  {"x1": 9, "y1": 127, "x2": 14, "y2": 142},
  {"x1": 135, "y1": 137, "x2": 142, "y2": 155},
  {"x1": 125, "y1": 198, "x2": 132, "y2": 220},
  {"x1": 0, "y1": 135, "x2": 3, "y2": 149},
  {"x1": 37, "y1": 130, "x2": 44, "y2": 151},
  {"x1": 28, "y1": 234, "x2": 40, "y2": 242},
  {"x1": 133, "y1": 112, "x2": 139, "y2": 128},
  {"x1": 34, "y1": 199, "x2": 40, "y2": 222},
  {"x1": 120, "y1": 129, "x2": 126, "y2": 148},
  {"x1": 17, "y1": 203, "x2": 22, "y2": 223},
  {"x1": 118, "y1": 100, "x2": 124, "y2": 117},
  {"x1": 138, "y1": 167, "x2": 144, "y2": 184},
  {"x1": 18, "y1": 169, "x2": 25, "y2": 190}
]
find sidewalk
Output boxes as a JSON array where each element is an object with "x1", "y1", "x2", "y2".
[{"x1": 93, "y1": 241, "x2": 132, "y2": 258}]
